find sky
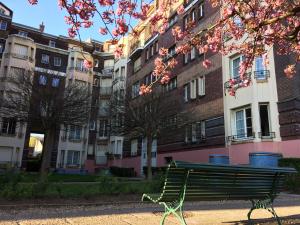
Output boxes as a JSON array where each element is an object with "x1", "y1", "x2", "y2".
[{"x1": 1, "y1": 0, "x2": 107, "y2": 42}]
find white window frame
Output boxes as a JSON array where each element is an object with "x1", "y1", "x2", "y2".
[
  {"x1": 18, "y1": 31, "x2": 28, "y2": 37},
  {"x1": 66, "y1": 150, "x2": 80, "y2": 166},
  {"x1": 191, "y1": 47, "x2": 196, "y2": 60},
  {"x1": 53, "y1": 57, "x2": 61, "y2": 67},
  {"x1": 41, "y1": 54, "x2": 49, "y2": 64},
  {"x1": 184, "y1": 85, "x2": 189, "y2": 102},
  {"x1": 198, "y1": 3, "x2": 204, "y2": 18},
  {"x1": 190, "y1": 79, "x2": 197, "y2": 99},
  {"x1": 198, "y1": 76, "x2": 205, "y2": 96},
  {"x1": 233, "y1": 107, "x2": 253, "y2": 139},
  {"x1": 49, "y1": 40, "x2": 56, "y2": 48},
  {"x1": 231, "y1": 55, "x2": 244, "y2": 79}
]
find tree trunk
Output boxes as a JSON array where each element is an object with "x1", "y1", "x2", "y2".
[
  {"x1": 40, "y1": 128, "x2": 55, "y2": 182},
  {"x1": 146, "y1": 135, "x2": 153, "y2": 180}
]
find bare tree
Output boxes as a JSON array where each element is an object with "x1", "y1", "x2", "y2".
[
  {"x1": 0, "y1": 69, "x2": 91, "y2": 180},
  {"x1": 109, "y1": 85, "x2": 177, "y2": 180}
]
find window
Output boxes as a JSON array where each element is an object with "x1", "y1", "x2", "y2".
[
  {"x1": 184, "y1": 52, "x2": 189, "y2": 64},
  {"x1": 1, "y1": 118, "x2": 16, "y2": 135},
  {"x1": 18, "y1": 31, "x2": 28, "y2": 37},
  {"x1": 146, "y1": 49, "x2": 149, "y2": 61},
  {"x1": 151, "y1": 45, "x2": 154, "y2": 56},
  {"x1": 184, "y1": 84, "x2": 189, "y2": 102},
  {"x1": 132, "y1": 81, "x2": 140, "y2": 98},
  {"x1": 10, "y1": 67, "x2": 25, "y2": 76},
  {"x1": 190, "y1": 79, "x2": 197, "y2": 99},
  {"x1": 76, "y1": 58, "x2": 84, "y2": 69},
  {"x1": 191, "y1": 10, "x2": 196, "y2": 22},
  {"x1": 41, "y1": 54, "x2": 49, "y2": 64},
  {"x1": 49, "y1": 40, "x2": 56, "y2": 48},
  {"x1": 155, "y1": 41, "x2": 159, "y2": 53},
  {"x1": 99, "y1": 120, "x2": 108, "y2": 137},
  {"x1": 67, "y1": 150, "x2": 80, "y2": 166},
  {"x1": 168, "y1": 15, "x2": 178, "y2": 28},
  {"x1": 259, "y1": 104, "x2": 270, "y2": 137},
  {"x1": 104, "y1": 59, "x2": 114, "y2": 68},
  {"x1": 165, "y1": 77, "x2": 177, "y2": 91},
  {"x1": 13, "y1": 44, "x2": 28, "y2": 57},
  {"x1": 255, "y1": 56, "x2": 268, "y2": 79},
  {"x1": 93, "y1": 78, "x2": 99, "y2": 86},
  {"x1": 183, "y1": 16, "x2": 188, "y2": 30},
  {"x1": 69, "y1": 125, "x2": 81, "y2": 140},
  {"x1": 167, "y1": 45, "x2": 176, "y2": 60},
  {"x1": 198, "y1": 2, "x2": 204, "y2": 18},
  {"x1": 120, "y1": 66, "x2": 125, "y2": 77},
  {"x1": 94, "y1": 59, "x2": 99, "y2": 67},
  {"x1": 234, "y1": 107, "x2": 252, "y2": 139},
  {"x1": 131, "y1": 139, "x2": 138, "y2": 156},
  {"x1": 0, "y1": 20, "x2": 7, "y2": 30},
  {"x1": 133, "y1": 57, "x2": 141, "y2": 73},
  {"x1": 52, "y1": 78, "x2": 60, "y2": 87},
  {"x1": 191, "y1": 47, "x2": 196, "y2": 60},
  {"x1": 233, "y1": 16, "x2": 243, "y2": 28},
  {"x1": 198, "y1": 76, "x2": 205, "y2": 96},
  {"x1": 0, "y1": 43, "x2": 4, "y2": 53},
  {"x1": 89, "y1": 121, "x2": 96, "y2": 130},
  {"x1": 185, "y1": 121, "x2": 205, "y2": 143},
  {"x1": 231, "y1": 55, "x2": 244, "y2": 78},
  {"x1": 39, "y1": 75, "x2": 47, "y2": 85},
  {"x1": 53, "y1": 57, "x2": 61, "y2": 67}
]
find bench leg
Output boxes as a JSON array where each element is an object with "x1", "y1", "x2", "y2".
[
  {"x1": 248, "y1": 199, "x2": 282, "y2": 225},
  {"x1": 159, "y1": 202, "x2": 187, "y2": 225}
]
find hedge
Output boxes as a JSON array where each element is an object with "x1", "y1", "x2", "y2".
[
  {"x1": 279, "y1": 158, "x2": 300, "y2": 192},
  {"x1": 279, "y1": 158, "x2": 300, "y2": 172},
  {"x1": 110, "y1": 166, "x2": 136, "y2": 177}
]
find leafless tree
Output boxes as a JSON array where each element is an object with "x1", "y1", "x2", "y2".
[
  {"x1": 0, "y1": 69, "x2": 91, "y2": 180},
  {"x1": 109, "y1": 85, "x2": 178, "y2": 180}
]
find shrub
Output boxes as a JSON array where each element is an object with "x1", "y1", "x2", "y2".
[
  {"x1": 110, "y1": 166, "x2": 136, "y2": 177},
  {"x1": 26, "y1": 160, "x2": 41, "y2": 172},
  {"x1": 279, "y1": 158, "x2": 300, "y2": 192},
  {"x1": 143, "y1": 166, "x2": 167, "y2": 177}
]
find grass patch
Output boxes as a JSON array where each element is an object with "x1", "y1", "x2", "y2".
[{"x1": 0, "y1": 171, "x2": 164, "y2": 200}]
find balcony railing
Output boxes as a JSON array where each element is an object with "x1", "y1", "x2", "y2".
[
  {"x1": 4, "y1": 52, "x2": 33, "y2": 61},
  {"x1": 102, "y1": 67, "x2": 114, "y2": 76},
  {"x1": 254, "y1": 70, "x2": 270, "y2": 80},
  {"x1": 69, "y1": 66, "x2": 90, "y2": 73},
  {"x1": 100, "y1": 87, "x2": 112, "y2": 95},
  {"x1": 258, "y1": 131, "x2": 275, "y2": 139},
  {"x1": 224, "y1": 72, "x2": 252, "y2": 90},
  {"x1": 227, "y1": 132, "x2": 255, "y2": 142}
]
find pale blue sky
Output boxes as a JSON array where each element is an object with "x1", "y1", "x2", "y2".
[{"x1": 1, "y1": 0, "x2": 108, "y2": 42}]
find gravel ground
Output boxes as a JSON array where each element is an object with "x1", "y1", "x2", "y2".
[{"x1": 0, "y1": 193, "x2": 300, "y2": 225}]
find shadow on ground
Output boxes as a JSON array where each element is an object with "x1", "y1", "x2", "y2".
[{"x1": 224, "y1": 214, "x2": 300, "y2": 225}]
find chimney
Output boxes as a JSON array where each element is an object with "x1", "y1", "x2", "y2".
[{"x1": 39, "y1": 22, "x2": 45, "y2": 33}]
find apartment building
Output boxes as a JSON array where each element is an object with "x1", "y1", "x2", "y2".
[
  {"x1": 223, "y1": 44, "x2": 300, "y2": 164},
  {"x1": 108, "y1": 0, "x2": 227, "y2": 176},
  {"x1": 0, "y1": 2, "x2": 114, "y2": 172}
]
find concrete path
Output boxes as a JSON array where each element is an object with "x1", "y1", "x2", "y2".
[{"x1": 0, "y1": 194, "x2": 300, "y2": 225}]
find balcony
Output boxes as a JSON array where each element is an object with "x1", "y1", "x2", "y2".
[
  {"x1": 129, "y1": 40, "x2": 143, "y2": 59},
  {"x1": 4, "y1": 53, "x2": 34, "y2": 62},
  {"x1": 112, "y1": 76, "x2": 125, "y2": 85},
  {"x1": 69, "y1": 66, "x2": 90, "y2": 73},
  {"x1": 224, "y1": 72, "x2": 251, "y2": 90},
  {"x1": 102, "y1": 67, "x2": 114, "y2": 77},
  {"x1": 258, "y1": 131, "x2": 275, "y2": 139},
  {"x1": 254, "y1": 70, "x2": 270, "y2": 81},
  {"x1": 100, "y1": 87, "x2": 112, "y2": 96}
]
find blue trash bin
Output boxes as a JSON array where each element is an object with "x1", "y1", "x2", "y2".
[
  {"x1": 209, "y1": 154, "x2": 230, "y2": 165},
  {"x1": 249, "y1": 152, "x2": 282, "y2": 167}
]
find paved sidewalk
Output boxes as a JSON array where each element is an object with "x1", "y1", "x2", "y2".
[{"x1": 0, "y1": 194, "x2": 300, "y2": 225}]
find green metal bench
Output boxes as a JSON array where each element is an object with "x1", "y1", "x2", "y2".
[{"x1": 142, "y1": 161, "x2": 297, "y2": 225}]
